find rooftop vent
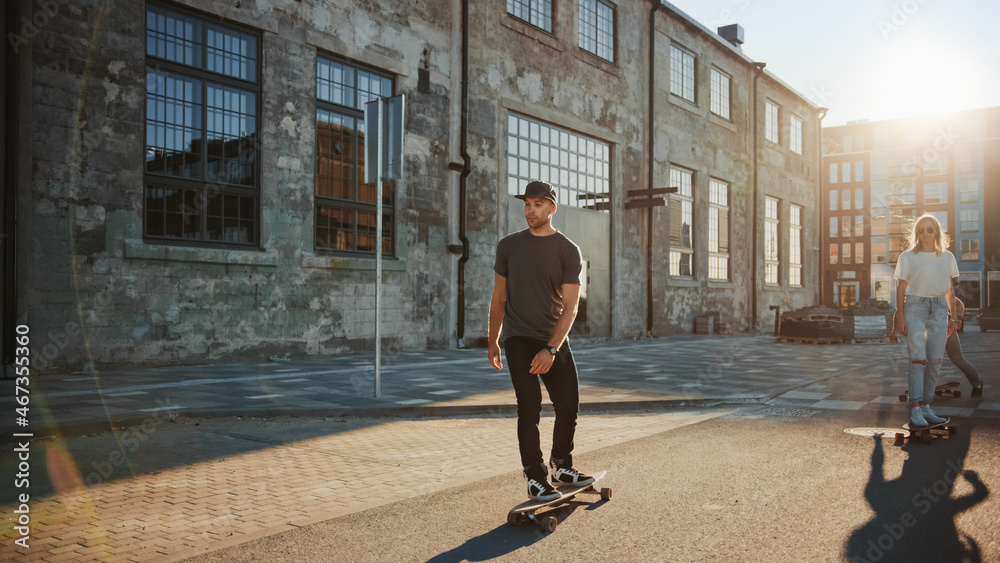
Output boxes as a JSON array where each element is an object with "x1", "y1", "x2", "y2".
[{"x1": 718, "y1": 24, "x2": 744, "y2": 48}]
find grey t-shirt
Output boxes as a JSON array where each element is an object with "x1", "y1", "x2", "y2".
[{"x1": 494, "y1": 229, "x2": 582, "y2": 342}]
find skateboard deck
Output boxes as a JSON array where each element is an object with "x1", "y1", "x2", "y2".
[
  {"x1": 894, "y1": 418, "x2": 957, "y2": 444},
  {"x1": 898, "y1": 381, "x2": 961, "y2": 402},
  {"x1": 507, "y1": 470, "x2": 610, "y2": 532}
]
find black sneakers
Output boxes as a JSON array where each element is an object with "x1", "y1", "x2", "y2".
[
  {"x1": 523, "y1": 466, "x2": 560, "y2": 502},
  {"x1": 549, "y1": 460, "x2": 595, "y2": 487}
]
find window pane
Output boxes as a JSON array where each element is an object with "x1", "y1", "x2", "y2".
[
  {"x1": 205, "y1": 84, "x2": 257, "y2": 186},
  {"x1": 508, "y1": 0, "x2": 552, "y2": 32},
  {"x1": 206, "y1": 24, "x2": 258, "y2": 81},
  {"x1": 317, "y1": 58, "x2": 355, "y2": 107},
  {"x1": 146, "y1": 69, "x2": 203, "y2": 180},
  {"x1": 579, "y1": 0, "x2": 615, "y2": 62},
  {"x1": 144, "y1": 6, "x2": 259, "y2": 248},
  {"x1": 146, "y1": 5, "x2": 202, "y2": 67},
  {"x1": 316, "y1": 109, "x2": 356, "y2": 200},
  {"x1": 711, "y1": 68, "x2": 730, "y2": 119},
  {"x1": 315, "y1": 205, "x2": 354, "y2": 251},
  {"x1": 507, "y1": 113, "x2": 610, "y2": 212},
  {"x1": 670, "y1": 45, "x2": 695, "y2": 102},
  {"x1": 206, "y1": 192, "x2": 254, "y2": 243}
]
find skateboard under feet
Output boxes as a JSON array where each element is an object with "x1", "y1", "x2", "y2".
[
  {"x1": 898, "y1": 381, "x2": 961, "y2": 402},
  {"x1": 507, "y1": 470, "x2": 611, "y2": 533},
  {"x1": 894, "y1": 418, "x2": 957, "y2": 444}
]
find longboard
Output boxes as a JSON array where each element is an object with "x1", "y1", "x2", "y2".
[
  {"x1": 894, "y1": 418, "x2": 957, "y2": 444},
  {"x1": 898, "y1": 381, "x2": 961, "y2": 402},
  {"x1": 507, "y1": 470, "x2": 610, "y2": 532}
]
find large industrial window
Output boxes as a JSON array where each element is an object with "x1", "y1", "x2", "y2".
[
  {"x1": 708, "y1": 179, "x2": 730, "y2": 281},
  {"x1": 579, "y1": 0, "x2": 614, "y2": 62},
  {"x1": 507, "y1": 0, "x2": 553, "y2": 33},
  {"x1": 764, "y1": 101, "x2": 779, "y2": 144},
  {"x1": 764, "y1": 197, "x2": 780, "y2": 285},
  {"x1": 315, "y1": 56, "x2": 394, "y2": 254},
  {"x1": 710, "y1": 67, "x2": 730, "y2": 119},
  {"x1": 670, "y1": 44, "x2": 696, "y2": 103},
  {"x1": 669, "y1": 167, "x2": 694, "y2": 277},
  {"x1": 789, "y1": 204, "x2": 802, "y2": 287},
  {"x1": 790, "y1": 115, "x2": 803, "y2": 154},
  {"x1": 507, "y1": 113, "x2": 611, "y2": 212},
  {"x1": 144, "y1": 3, "x2": 260, "y2": 246}
]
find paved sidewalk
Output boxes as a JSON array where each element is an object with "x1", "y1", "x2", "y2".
[{"x1": 1, "y1": 329, "x2": 998, "y2": 442}]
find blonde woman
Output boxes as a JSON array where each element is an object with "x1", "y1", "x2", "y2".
[{"x1": 889, "y1": 214, "x2": 960, "y2": 427}]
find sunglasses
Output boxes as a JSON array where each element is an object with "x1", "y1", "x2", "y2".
[{"x1": 917, "y1": 226, "x2": 937, "y2": 234}]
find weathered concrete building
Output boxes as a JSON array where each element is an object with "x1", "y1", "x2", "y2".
[{"x1": 2, "y1": 0, "x2": 821, "y2": 373}]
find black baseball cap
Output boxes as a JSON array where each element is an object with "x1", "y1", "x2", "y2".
[{"x1": 515, "y1": 181, "x2": 557, "y2": 204}]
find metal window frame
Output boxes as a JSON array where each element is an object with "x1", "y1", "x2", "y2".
[
  {"x1": 143, "y1": 1, "x2": 262, "y2": 249},
  {"x1": 314, "y1": 53, "x2": 396, "y2": 256}
]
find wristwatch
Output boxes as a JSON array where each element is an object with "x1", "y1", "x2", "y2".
[{"x1": 548, "y1": 346, "x2": 559, "y2": 356}]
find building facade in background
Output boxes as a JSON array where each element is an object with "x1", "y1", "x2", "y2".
[
  {"x1": 821, "y1": 108, "x2": 1000, "y2": 310},
  {"x1": 2, "y1": 0, "x2": 821, "y2": 373}
]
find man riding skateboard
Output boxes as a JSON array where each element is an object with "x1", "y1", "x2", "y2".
[{"x1": 488, "y1": 180, "x2": 595, "y2": 502}]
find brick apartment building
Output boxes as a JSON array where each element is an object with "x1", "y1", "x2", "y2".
[{"x1": 821, "y1": 107, "x2": 1000, "y2": 310}]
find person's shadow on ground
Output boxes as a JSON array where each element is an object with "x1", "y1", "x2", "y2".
[{"x1": 844, "y1": 432, "x2": 988, "y2": 562}]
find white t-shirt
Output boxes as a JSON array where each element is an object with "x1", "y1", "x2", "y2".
[{"x1": 893, "y1": 249, "x2": 959, "y2": 297}]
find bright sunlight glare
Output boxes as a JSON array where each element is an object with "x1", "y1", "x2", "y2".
[{"x1": 859, "y1": 39, "x2": 984, "y2": 121}]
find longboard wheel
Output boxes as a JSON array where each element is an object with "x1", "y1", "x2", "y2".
[
  {"x1": 507, "y1": 512, "x2": 525, "y2": 526},
  {"x1": 540, "y1": 516, "x2": 558, "y2": 533},
  {"x1": 600, "y1": 487, "x2": 612, "y2": 501}
]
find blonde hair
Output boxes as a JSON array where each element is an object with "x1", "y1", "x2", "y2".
[{"x1": 907, "y1": 214, "x2": 949, "y2": 256}]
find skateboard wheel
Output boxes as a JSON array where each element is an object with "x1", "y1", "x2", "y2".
[
  {"x1": 600, "y1": 487, "x2": 612, "y2": 501},
  {"x1": 898, "y1": 394, "x2": 907, "y2": 402},
  {"x1": 540, "y1": 516, "x2": 558, "y2": 533},
  {"x1": 948, "y1": 426, "x2": 957, "y2": 435},
  {"x1": 507, "y1": 512, "x2": 525, "y2": 526},
  {"x1": 894, "y1": 433, "x2": 904, "y2": 442},
  {"x1": 953, "y1": 390, "x2": 962, "y2": 398}
]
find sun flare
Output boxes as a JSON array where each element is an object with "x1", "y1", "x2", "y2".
[{"x1": 872, "y1": 40, "x2": 982, "y2": 119}]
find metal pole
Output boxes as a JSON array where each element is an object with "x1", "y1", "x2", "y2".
[{"x1": 375, "y1": 99, "x2": 383, "y2": 398}]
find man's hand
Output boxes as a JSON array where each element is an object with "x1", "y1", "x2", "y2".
[
  {"x1": 488, "y1": 343, "x2": 503, "y2": 371},
  {"x1": 529, "y1": 349, "x2": 555, "y2": 374}
]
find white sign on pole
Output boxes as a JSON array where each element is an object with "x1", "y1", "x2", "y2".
[
  {"x1": 364, "y1": 95, "x2": 405, "y2": 183},
  {"x1": 363, "y1": 95, "x2": 405, "y2": 398}
]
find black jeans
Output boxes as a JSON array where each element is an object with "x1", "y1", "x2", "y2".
[{"x1": 504, "y1": 336, "x2": 580, "y2": 471}]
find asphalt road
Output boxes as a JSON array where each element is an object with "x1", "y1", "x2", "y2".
[{"x1": 183, "y1": 407, "x2": 999, "y2": 563}]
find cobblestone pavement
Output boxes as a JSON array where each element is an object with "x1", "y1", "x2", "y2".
[{"x1": 2, "y1": 410, "x2": 726, "y2": 562}]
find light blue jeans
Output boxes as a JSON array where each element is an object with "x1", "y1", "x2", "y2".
[{"x1": 904, "y1": 295, "x2": 949, "y2": 403}]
